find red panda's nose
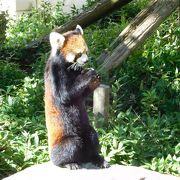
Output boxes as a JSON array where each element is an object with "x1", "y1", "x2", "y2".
[
  {"x1": 82, "y1": 54, "x2": 88, "y2": 63},
  {"x1": 77, "y1": 54, "x2": 88, "y2": 64}
]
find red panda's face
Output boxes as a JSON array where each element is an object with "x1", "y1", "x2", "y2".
[{"x1": 50, "y1": 25, "x2": 89, "y2": 68}]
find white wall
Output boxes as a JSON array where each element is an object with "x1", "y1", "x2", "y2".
[
  {"x1": 38, "y1": 0, "x2": 86, "y2": 13},
  {"x1": 0, "y1": 0, "x2": 86, "y2": 17},
  {"x1": 0, "y1": 0, "x2": 16, "y2": 16},
  {"x1": 16, "y1": 0, "x2": 37, "y2": 11},
  {"x1": 62, "y1": 0, "x2": 86, "y2": 13}
]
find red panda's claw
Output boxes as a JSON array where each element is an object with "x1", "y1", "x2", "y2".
[
  {"x1": 96, "y1": 74, "x2": 101, "y2": 79},
  {"x1": 101, "y1": 160, "x2": 110, "y2": 168},
  {"x1": 64, "y1": 163, "x2": 81, "y2": 170}
]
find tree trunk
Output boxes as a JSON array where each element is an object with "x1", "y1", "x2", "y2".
[
  {"x1": 26, "y1": 0, "x2": 133, "y2": 49},
  {"x1": 54, "y1": 0, "x2": 133, "y2": 34},
  {"x1": 98, "y1": 0, "x2": 180, "y2": 72}
]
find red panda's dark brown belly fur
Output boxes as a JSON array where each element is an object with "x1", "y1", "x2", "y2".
[{"x1": 44, "y1": 54, "x2": 108, "y2": 169}]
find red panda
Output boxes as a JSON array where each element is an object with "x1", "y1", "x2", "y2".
[{"x1": 44, "y1": 25, "x2": 109, "y2": 169}]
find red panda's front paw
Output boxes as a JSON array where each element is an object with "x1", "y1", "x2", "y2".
[
  {"x1": 89, "y1": 75, "x2": 101, "y2": 91},
  {"x1": 81, "y1": 68, "x2": 94, "y2": 74},
  {"x1": 87, "y1": 70, "x2": 101, "y2": 91},
  {"x1": 85, "y1": 69, "x2": 96, "y2": 77}
]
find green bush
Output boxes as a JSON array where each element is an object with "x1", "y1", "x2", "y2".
[
  {"x1": 0, "y1": 61, "x2": 26, "y2": 90},
  {"x1": 97, "y1": 12, "x2": 180, "y2": 175},
  {"x1": 0, "y1": 74, "x2": 47, "y2": 179},
  {"x1": 4, "y1": 1, "x2": 67, "y2": 48},
  {"x1": 0, "y1": 114, "x2": 48, "y2": 179},
  {"x1": 99, "y1": 111, "x2": 180, "y2": 174},
  {"x1": 143, "y1": 143, "x2": 180, "y2": 175},
  {"x1": 0, "y1": 11, "x2": 7, "y2": 43}
]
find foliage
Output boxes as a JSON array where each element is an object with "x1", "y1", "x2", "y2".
[
  {"x1": 85, "y1": 22, "x2": 122, "y2": 68},
  {"x1": 0, "y1": 73, "x2": 47, "y2": 179},
  {"x1": 4, "y1": 1, "x2": 67, "y2": 48},
  {"x1": 0, "y1": 61, "x2": 26, "y2": 90},
  {"x1": 0, "y1": 0, "x2": 179, "y2": 178},
  {"x1": 143, "y1": 143, "x2": 180, "y2": 174},
  {"x1": 99, "y1": 111, "x2": 180, "y2": 175},
  {"x1": 97, "y1": 11, "x2": 180, "y2": 175},
  {"x1": 0, "y1": 11, "x2": 7, "y2": 43}
]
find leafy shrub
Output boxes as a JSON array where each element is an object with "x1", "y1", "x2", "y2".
[
  {"x1": 0, "y1": 61, "x2": 26, "y2": 90},
  {"x1": 99, "y1": 111, "x2": 179, "y2": 173},
  {"x1": 0, "y1": 73, "x2": 47, "y2": 179},
  {"x1": 4, "y1": 1, "x2": 67, "y2": 48},
  {"x1": 0, "y1": 114, "x2": 48, "y2": 179},
  {"x1": 143, "y1": 143, "x2": 180, "y2": 175},
  {"x1": 98, "y1": 11, "x2": 180, "y2": 175},
  {"x1": 109, "y1": 14, "x2": 180, "y2": 116},
  {"x1": 85, "y1": 22, "x2": 122, "y2": 68},
  {"x1": 0, "y1": 11, "x2": 7, "y2": 43},
  {"x1": 0, "y1": 75, "x2": 44, "y2": 117}
]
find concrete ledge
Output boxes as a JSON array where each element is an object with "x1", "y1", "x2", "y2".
[{"x1": 3, "y1": 162, "x2": 180, "y2": 180}]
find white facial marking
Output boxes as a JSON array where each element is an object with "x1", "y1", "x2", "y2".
[
  {"x1": 66, "y1": 53, "x2": 75, "y2": 63},
  {"x1": 77, "y1": 54, "x2": 88, "y2": 64},
  {"x1": 50, "y1": 32, "x2": 65, "y2": 56}
]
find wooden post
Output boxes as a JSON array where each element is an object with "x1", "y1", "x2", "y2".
[{"x1": 93, "y1": 84, "x2": 110, "y2": 120}]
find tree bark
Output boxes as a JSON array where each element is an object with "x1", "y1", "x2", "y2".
[
  {"x1": 98, "y1": 0, "x2": 180, "y2": 72},
  {"x1": 54, "y1": 0, "x2": 133, "y2": 34},
  {"x1": 26, "y1": 0, "x2": 133, "y2": 49}
]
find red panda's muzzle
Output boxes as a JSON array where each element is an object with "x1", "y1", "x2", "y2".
[{"x1": 76, "y1": 53, "x2": 88, "y2": 65}]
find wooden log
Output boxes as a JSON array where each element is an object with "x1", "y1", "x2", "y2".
[
  {"x1": 26, "y1": 0, "x2": 133, "y2": 49},
  {"x1": 98, "y1": 0, "x2": 180, "y2": 72},
  {"x1": 3, "y1": 162, "x2": 180, "y2": 180},
  {"x1": 93, "y1": 84, "x2": 110, "y2": 119},
  {"x1": 54, "y1": 0, "x2": 133, "y2": 33}
]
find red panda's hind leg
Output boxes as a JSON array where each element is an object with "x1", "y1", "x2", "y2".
[
  {"x1": 50, "y1": 137, "x2": 83, "y2": 169},
  {"x1": 91, "y1": 155, "x2": 110, "y2": 168},
  {"x1": 84, "y1": 126, "x2": 110, "y2": 169}
]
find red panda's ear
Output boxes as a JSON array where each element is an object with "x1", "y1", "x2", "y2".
[
  {"x1": 75, "y1": 25, "x2": 83, "y2": 35},
  {"x1": 50, "y1": 32, "x2": 65, "y2": 53}
]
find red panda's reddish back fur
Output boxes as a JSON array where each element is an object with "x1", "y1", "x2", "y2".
[{"x1": 45, "y1": 80, "x2": 64, "y2": 151}]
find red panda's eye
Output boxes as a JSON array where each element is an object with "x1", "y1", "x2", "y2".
[{"x1": 77, "y1": 53, "x2": 82, "y2": 58}]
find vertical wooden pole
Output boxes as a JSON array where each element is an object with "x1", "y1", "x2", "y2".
[{"x1": 93, "y1": 84, "x2": 110, "y2": 120}]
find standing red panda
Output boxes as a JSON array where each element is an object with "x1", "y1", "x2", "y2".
[{"x1": 44, "y1": 25, "x2": 108, "y2": 169}]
